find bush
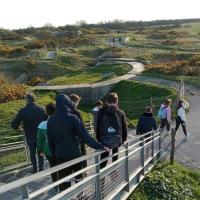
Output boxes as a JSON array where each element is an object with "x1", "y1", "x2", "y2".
[
  {"x1": 0, "y1": 75, "x2": 27, "y2": 103},
  {"x1": 145, "y1": 60, "x2": 200, "y2": 76},
  {"x1": 28, "y1": 77, "x2": 46, "y2": 86}
]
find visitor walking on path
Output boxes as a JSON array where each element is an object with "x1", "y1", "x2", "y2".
[
  {"x1": 96, "y1": 92, "x2": 127, "y2": 169},
  {"x1": 37, "y1": 102, "x2": 58, "y2": 187},
  {"x1": 11, "y1": 92, "x2": 46, "y2": 173},
  {"x1": 47, "y1": 94, "x2": 109, "y2": 192},
  {"x1": 158, "y1": 99, "x2": 172, "y2": 134},
  {"x1": 175, "y1": 99, "x2": 190, "y2": 137},
  {"x1": 136, "y1": 107, "x2": 157, "y2": 139},
  {"x1": 69, "y1": 93, "x2": 87, "y2": 168}
]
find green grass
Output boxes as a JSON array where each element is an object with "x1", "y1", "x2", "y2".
[
  {"x1": 112, "y1": 80, "x2": 176, "y2": 123},
  {"x1": 143, "y1": 72, "x2": 200, "y2": 89},
  {"x1": 49, "y1": 63, "x2": 132, "y2": 85},
  {"x1": 0, "y1": 90, "x2": 92, "y2": 143},
  {"x1": 129, "y1": 162, "x2": 200, "y2": 200}
]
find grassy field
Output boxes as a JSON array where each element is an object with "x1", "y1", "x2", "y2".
[
  {"x1": 128, "y1": 162, "x2": 200, "y2": 200},
  {"x1": 112, "y1": 80, "x2": 177, "y2": 124},
  {"x1": 143, "y1": 72, "x2": 200, "y2": 89},
  {"x1": 49, "y1": 63, "x2": 132, "y2": 85}
]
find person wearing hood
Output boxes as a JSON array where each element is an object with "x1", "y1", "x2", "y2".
[
  {"x1": 136, "y1": 107, "x2": 157, "y2": 137},
  {"x1": 96, "y1": 92, "x2": 127, "y2": 169},
  {"x1": 47, "y1": 94, "x2": 107, "y2": 192}
]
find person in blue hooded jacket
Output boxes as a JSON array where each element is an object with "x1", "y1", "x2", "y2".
[{"x1": 47, "y1": 94, "x2": 108, "y2": 192}]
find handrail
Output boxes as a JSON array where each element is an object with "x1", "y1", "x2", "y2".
[{"x1": 0, "y1": 130, "x2": 168, "y2": 200}]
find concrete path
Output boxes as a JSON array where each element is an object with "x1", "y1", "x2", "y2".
[
  {"x1": 132, "y1": 75, "x2": 200, "y2": 169},
  {"x1": 35, "y1": 61, "x2": 144, "y2": 90}
]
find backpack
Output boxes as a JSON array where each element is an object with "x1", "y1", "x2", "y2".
[
  {"x1": 100, "y1": 111, "x2": 122, "y2": 149},
  {"x1": 157, "y1": 106, "x2": 168, "y2": 119}
]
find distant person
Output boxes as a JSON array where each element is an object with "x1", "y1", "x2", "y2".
[
  {"x1": 175, "y1": 99, "x2": 190, "y2": 138},
  {"x1": 69, "y1": 93, "x2": 87, "y2": 168},
  {"x1": 136, "y1": 107, "x2": 157, "y2": 140},
  {"x1": 92, "y1": 100, "x2": 103, "y2": 133},
  {"x1": 11, "y1": 92, "x2": 46, "y2": 173},
  {"x1": 158, "y1": 99, "x2": 172, "y2": 134},
  {"x1": 47, "y1": 94, "x2": 108, "y2": 192},
  {"x1": 96, "y1": 92, "x2": 127, "y2": 169},
  {"x1": 37, "y1": 103, "x2": 58, "y2": 187}
]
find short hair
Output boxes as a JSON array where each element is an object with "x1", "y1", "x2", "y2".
[
  {"x1": 25, "y1": 92, "x2": 36, "y2": 103},
  {"x1": 69, "y1": 93, "x2": 81, "y2": 103},
  {"x1": 46, "y1": 102, "x2": 56, "y2": 116},
  {"x1": 145, "y1": 107, "x2": 152, "y2": 113},
  {"x1": 96, "y1": 100, "x2": 103, "y2": 107},
  {"x1": 164, "y1": 99, "x2": 171, "y2": 106},
  {"x1": 106, "y1": 92, "x2": 118, "y2": 104}
]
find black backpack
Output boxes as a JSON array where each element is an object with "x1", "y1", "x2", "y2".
[{"x1": 100, "y1": 111, "x2": 122, "y2": 149}]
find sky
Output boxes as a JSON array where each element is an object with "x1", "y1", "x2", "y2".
[{"x1": 1, "y1": 0, "x2": 200, "y2": 30}]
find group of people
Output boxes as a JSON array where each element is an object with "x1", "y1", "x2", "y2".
[
  {"x1": 11, "y1": 92, "x2": 127, "y2": 192},
  {"x1": 11, "y1": 92, "x2": 189, "y2": 193},
  {"x1": 136, "y1": 98, "x2": 190, "y2": 140}
]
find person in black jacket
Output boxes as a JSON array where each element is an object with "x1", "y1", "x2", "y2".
[
  {"x1": 136, "y1": 107, "x2": 157, "y2": 140},
  {"x1": 47, "y1": 94, "x2": 108, "y2": 192},
  {"x1": 96, "y1": 92, "x2": 127, "y2": 169},
  {"x1": 69, "y1": 93, "x2": 87, "y2": 171},
  {"x1": 11, "y1": 92, "x2": 47, "y2": 173}
]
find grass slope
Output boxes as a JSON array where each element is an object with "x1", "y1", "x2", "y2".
[
  {"x1": 129, "y1": 162, "x2": 200, "y2": 200},
  {"x1": 49, "y1": 63, "x2": 132, "y2": 85}
]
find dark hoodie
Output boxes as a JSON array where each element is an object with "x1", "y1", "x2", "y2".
[
  {"x1": 136, "y1": 112, "x2": 157, "y2": 135},
  {"x1": 96, "y1": 105, "x2": 127, "y2": 143},
  {"x1": 47, "y1": 94, "x2": 103, "y2": 160}
]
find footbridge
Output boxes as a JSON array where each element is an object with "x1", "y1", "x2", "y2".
[{"x1": 0, "y1": 130, "x2": 171, "y2": 200}]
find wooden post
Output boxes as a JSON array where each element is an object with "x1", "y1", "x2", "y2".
[{"x1": 170, "y1": 128, "x2": 176, "y2": 165}]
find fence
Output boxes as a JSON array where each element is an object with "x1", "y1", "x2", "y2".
[
  {"x1": 0, "y1": 118, "x2": 94, "y2": 173},
  {"x1": 0, "y1": 130, "x2": 170, "y2": 200}
]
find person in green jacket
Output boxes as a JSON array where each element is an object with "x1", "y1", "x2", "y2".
[{"x1": 37, "y1": 102, "x2": 58, "y2": 185}]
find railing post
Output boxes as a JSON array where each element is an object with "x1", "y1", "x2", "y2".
[
  {"x1": 141, "y1": 136, "x2": 145, "y2": 175},
  {"x1": 95, "y1": 154, "x2": 102, "y2": 200},
  {"x1": 170, "y1": 128, "x2": 176, "y2": 165},
  {"x1": 21, "y1": 185, "x2": 29, "y2": 200},
  {"x1": 151, "y1": 131, "x2": 155, "y2": 164},
  {"x1": 124, "y1": 142, "x2": 130, "y2": 192},
  {"x1": 158, "y1": 130, "x2": 162, "y2": 159}
]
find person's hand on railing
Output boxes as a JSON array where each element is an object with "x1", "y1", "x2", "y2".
[{"x1": 103, "y1": 146, "x2": 111, "y2": 153}]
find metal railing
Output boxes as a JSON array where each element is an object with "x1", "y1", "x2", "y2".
[{"x1": 0, "y1": 130, "x2": 169, "y2": 200}]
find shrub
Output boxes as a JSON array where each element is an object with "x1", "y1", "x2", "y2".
[
  {"x1": 0, "y1": 75, "x2": 27, "y2": 103},
  {"x1": 28, "y1": 77, "x2": 46, "y2": 86}
]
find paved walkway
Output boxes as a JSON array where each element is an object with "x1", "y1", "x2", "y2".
[
  {"x1": 132, "y1": 75, "x2": 200, "y2": 169},
  {"x1": 35, "y1": 61, "x2": 144, "y2": 90}
]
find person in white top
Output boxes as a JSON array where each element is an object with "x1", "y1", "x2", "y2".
[{"x1": 175, "y1": 99, "x2": 190, "y2": 137}]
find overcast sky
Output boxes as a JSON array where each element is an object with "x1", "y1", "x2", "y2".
[{"x1": 1, "y1": 0, "x2": 200, "y2": 29}]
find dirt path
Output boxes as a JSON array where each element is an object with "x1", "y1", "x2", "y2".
[{"x1": 132, "y1": 75, "x2": 200, "y2": 169}]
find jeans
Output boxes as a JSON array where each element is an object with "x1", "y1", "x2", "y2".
[
  {"x1": 56, "y1": 159, "x2": 83, "y2": 192},
  {"x1": 160, "y1": 118, "x2": 170, "y2": 132},
  {"x1": 175, "y1": 116, "x2": 187, "y2": 136},
  {"x1": 46, "y1": 156, "x2": 58, "y2": 183},
  {"x1": 27, "y1": 140, "x2": 44, "y2": 172}
]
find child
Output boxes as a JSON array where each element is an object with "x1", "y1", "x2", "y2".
[
  {"x1": 158, "y1": 99, "x2": 172, "y2": 134},
  {"x1": 37, "y1": 103, "x2": 58, "y2": 188},
  {"x1": 175, "y1": 99, "x2": 190, "y2": 137}
]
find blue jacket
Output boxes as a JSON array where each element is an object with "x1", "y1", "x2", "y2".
[
  {"x1": 47, "y1": 94, "x2": 103, "y2": 160},
  {"x1": 136, "y1": 113, "x2": 157, "y2": 135}
]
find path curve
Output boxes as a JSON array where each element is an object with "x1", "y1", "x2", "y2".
[
  {"x1": 132, "y1": 75, "x2": 200, "y2": 169},
  {"x1": 35, "y1": 60, "x2": 144, "y2": 90}
]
